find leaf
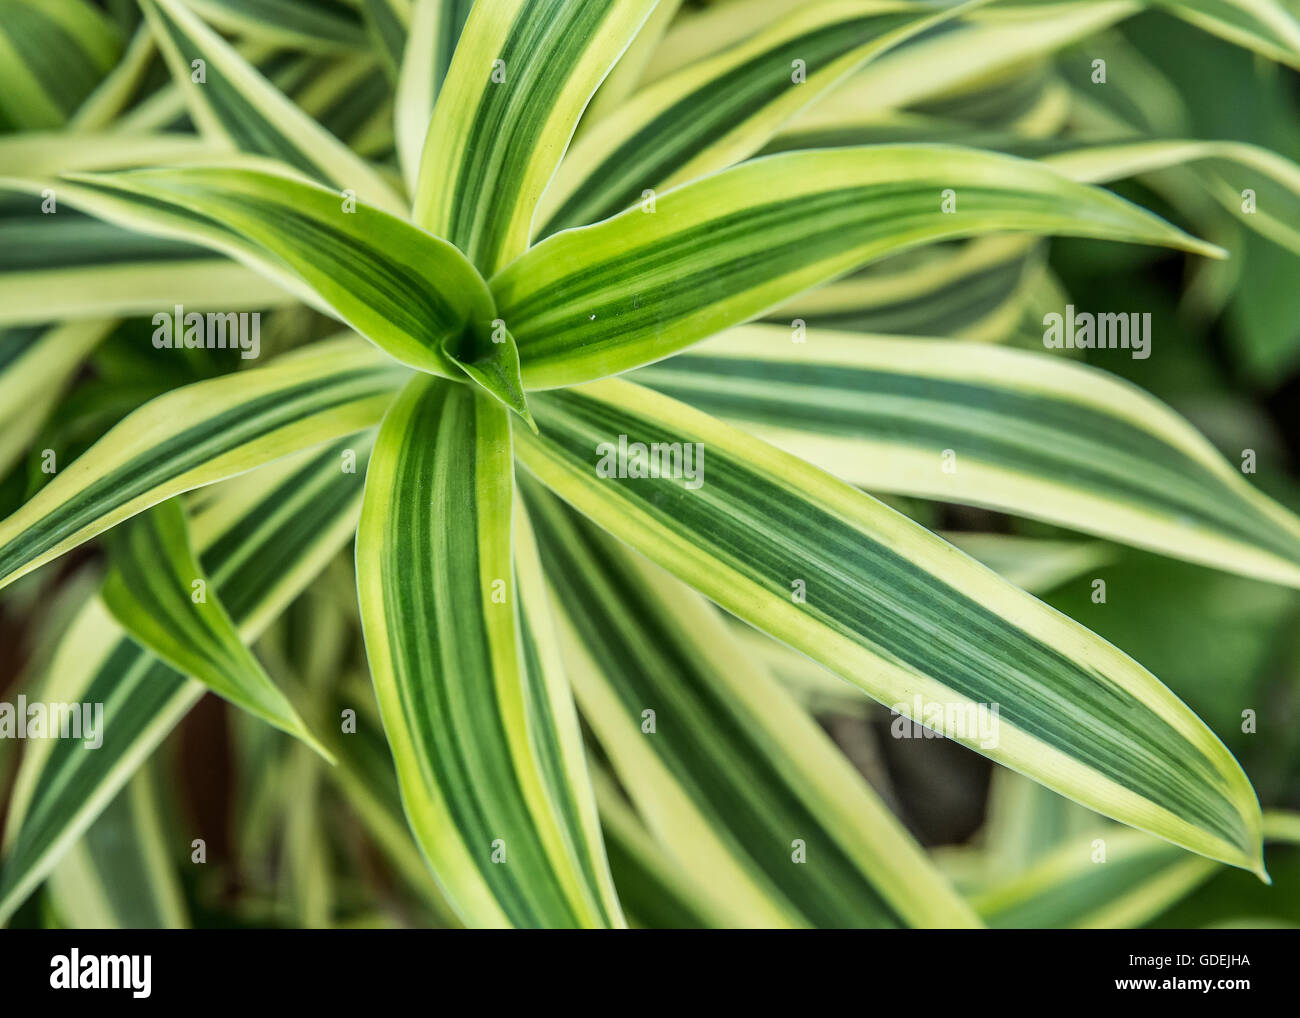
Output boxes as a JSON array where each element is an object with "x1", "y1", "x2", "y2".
[
  {"x1": 0, "y1": 321, "x2": 112, "y2": 431},
  {"x1": 524, "y1": 481, "x2": 982, "y2": 928},
  {"x1": 970, "y1": 813, "x2": 1300, "y2": 928},
  {"x1": 182, "y1": 0, "x2": 370, "y2": 52},
  {"x1": 632, "y1": 324, "x2": 1300, "y2": 588},
  {"x1": 0, "y1": 198, "x2": 295, "y2": 328},
  {"x1": 975, "y1": 769, "x2": 1099, "y2": 881},
  {"x1": 540, "y1": 0, "x2": 991, "y2": 233},
  {"x1": 770, "y1": 132, "x2": 1300, "y2": 257},
  {"x1": 0, "y1": 336, "x2": 405, "y2": 592},
  {"x1": 47, "y1": 768, "x2": 189, "y2": 930},
  {"x1": 299, "y1": 55, "x2": 396, "y2": 156},
  {"x1": 1037, "y1": 138, "x2": 1300, "y2": 257},
  {"x1": 0, "y1": 320, "x2": 114, "y2": 487},
  {"x1": 69, "y1": 24, "x2": 163, "y2": 131},
  {"x1": 0, "y1": 0, "x2": 124, "y2": 131},
  {"x1": 513, "y1": 378, "x2": 1268, "y2": 875},
  {"x1": 972, "y1": 826, "x2": 1220, "y2": 928},
  {"x1": 0, "y1": 131, "x2": 222, "y2": 175},
  {"x1": 942, "y1": 534, "x2": 1117, "y2": 596},
  {"x1": 58, "y1": 166, "x2": 532, "y2": 419},
  {"x1": 354, "y1": 376, "x2": 619, "y2": 927},
  {"x1": 394, "y1": 0, "x2": 475, "y2": 191},
  {"x1": 1154, "y1": 0, "x2": 1300, "y2": 68},
  {"x1": 779, "y1": 0, "x2": 1136, "y2": 133},
  {"x1": 906, "y1": 59, "x2": 1072, "y2": 138},
  {"x1": 411, "y1": 0, "x2": 658, "y2": 274},
  {"x1": 102, "y1": 499, "x2": 332, "y2": 761},
  {"x1": 140, "y1": 0, "x2": 404, "y2": 216},
  {"x1": 638, "y1": 0, "x2": 817, "y2": 86},
  {"x1": 362, "y1": 0, "x2": 412, "y2": 78},
  {"x1": 1, "y1": 168, "x2": 331, "y2": 316},
  {"x1": 591, "y1": 769, "x2": 717, "y2": 930},
  {"x1": 326, "y1": 700, "x2": 462, "y2": 926},
  {"x1": 493, "y1": 144, "x2": 1222, "y2": 390},
  {"x1": 0, "y1": 439, "x2": 372, "y2": 923},
  {"x1": 775, "y1": 132, "x2": 1300, "y2": 257},
  {"x1": 767, "y1": 235, "x2": 1044, "y2": 340},
  {"x1": 580, "y1": 0, "x2": 684, "y2": 129}
]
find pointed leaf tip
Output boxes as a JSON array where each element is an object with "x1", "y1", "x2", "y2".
[
  {"x1": 101, "y1": 500, "x2": 333, "y2": 760},
  {"x1": 440, "y1": 320, "x2": 535, "y2": 427}
]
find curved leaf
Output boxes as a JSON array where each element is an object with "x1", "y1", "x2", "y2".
[
  {"x1": 971, "y1": 812, "x2": 1300, "y2": 928},
  {"x1": 47, "y1": 768, "x2": 189, "y2": 930},
  {"x1": 0, "y1": 132, "x2": 223, "y2": 176},
  {"x1": 524, "y1": 481, "x2": 982, "y2": 928},
  {"x1": 102, "y1": 499, "x2": 332, "y2": 761},
  {"x1": 779, "y1": 0, "x2": 1136, "y2": 134},
  {"x1": 355, "y1": 376, "x2": 620, "y2": 928},
  {"x1": 494, "y1": 145, "x2": 1220, "y2": 390},
  {"x1": 183, "y1": 0, "x2": 370, "y2": 52},
  {"x1": 580, "y1": 0, "x2": 684, "y2": 129},
  {"x1": 0, "y1": 0, "x2": 124, "y2": 131},
  {"x1": 1154, "y1": 0, "x2": 1300, "y2": 68},
  {"x1": 632, "y1": 324, "x2": 1300, "y2": 588},
  {"x1": 590, "y1": 768, "x2": 718, "y2": 929},
  {"x1": 540, "y1": 0, "x2": 989, "y2": 233},
  {"x1": 59, "y1": 166, "x2": 531, "y2": 418},
  {"x1": 411, "y1": 0, "x2": 658, "y2": 274},
  {"x1": 767, "y1": 235, "x2": 1043, "y2": 340},
  {"x1": 1038, "y1": 138, "x2": 1300, "y2": 257},
  {"x1": 141, "y1": 0, "x2": 404, "y2": 215},
  {"x1": 0, "y1": 439, "x2": 372, "y2": 923},
  {"x1": 0, "y1": 337, "x2": 405, "y2": 592},
  {"x1": 0, "y1": 197, "x2": 295, "y2": 328},
  {"x1": 394, "y1": 0, "x2": 475, "y2": 191},
  {"x1": 514, "y1": 378, "x2": 1267, "y2": 875}
]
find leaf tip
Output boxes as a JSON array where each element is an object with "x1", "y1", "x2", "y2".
[
  {"x1": 515, "y1": 400, "x2": 539, "y2": 434},
  {"x1": 297, "y1": 726, "x2": 338, "y2": 767},
  {"x1": 1181, "y1": 234, "x2": 1229, "y2": 260},
  {"x1": 441, "y1": 323, "x2": 536, "y2": 426}
]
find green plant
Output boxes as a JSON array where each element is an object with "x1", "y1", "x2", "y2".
[{"x1": 2, "y1": 0, "x2": 1300, "y2": 930}]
